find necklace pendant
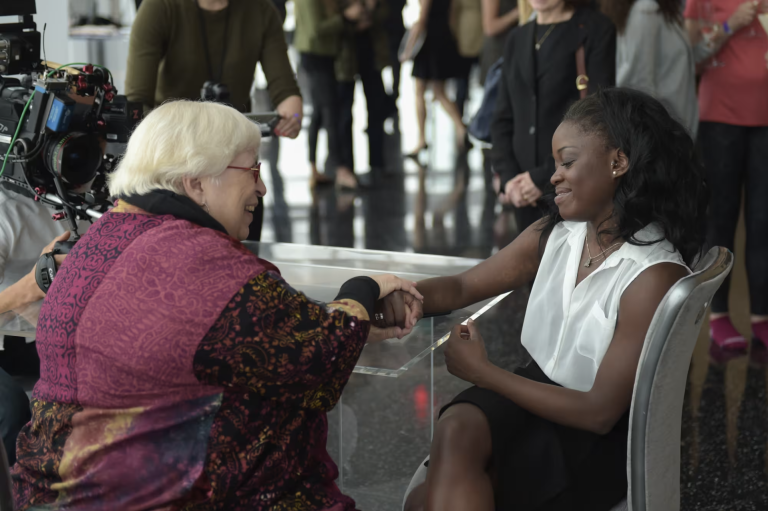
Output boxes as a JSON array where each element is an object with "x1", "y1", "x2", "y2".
[
  {"x1": 584, "y1": 259, "x2": 591, "y2": 268},
  {"x1": 535, "y1": 43, "x2": 541, "y2": 51}
]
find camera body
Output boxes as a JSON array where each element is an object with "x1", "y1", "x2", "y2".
[
  {"x1": 200, "y1": 80, "x2": 231, "y2": 104},
  {"x1": 0, "y1": 5, "x2": 141, "y2": 242}
]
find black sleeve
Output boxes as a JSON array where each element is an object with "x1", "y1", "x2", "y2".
[
  {"x1": 490, "y1": 33, "x2": 523, "y2": 194},
  {"x1": 334, "y1": 276, "x2": 380, "y2": 319},
  {"x1": 528, "y1": 156, "x2": 556, "y2": 190},
  {"x1": 586, "y1": 14, "x2": 617, "y2": 91}
]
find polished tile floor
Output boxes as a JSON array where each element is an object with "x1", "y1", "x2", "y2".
[{"x1": 253, "y1": 62, "x2": 768, "y2": 510}]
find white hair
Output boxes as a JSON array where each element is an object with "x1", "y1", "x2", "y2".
[{"x1": 108, "y1": 100, "x2": 262, "y2": 197}]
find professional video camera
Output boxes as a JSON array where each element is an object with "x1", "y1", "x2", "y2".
[{"x1": 0, "y1": 0, "x2": 141, "y2": 255}]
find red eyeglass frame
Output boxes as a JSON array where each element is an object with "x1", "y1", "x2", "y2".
[{"x1": 227, "y1": 162, "x2": 262, "y2": 183}]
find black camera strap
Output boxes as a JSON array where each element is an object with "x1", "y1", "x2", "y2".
[{"x1": 196, "y1": 0, "x2": 230, "y2": 84}]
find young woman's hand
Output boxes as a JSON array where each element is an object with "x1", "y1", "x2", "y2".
[
  {"x1": 374, "y1": 290, "x2": 424, "y2": 331},
  {"x1": 728, "y1": 1, "x2": 759, "y2": 32},
  {"x1": 444, "y1": 320, "x2": 493, "y2": 385}
]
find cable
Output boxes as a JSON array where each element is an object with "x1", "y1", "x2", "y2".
[{"x1": 42, "y1": 24, "x2": 48, "y2": 71}]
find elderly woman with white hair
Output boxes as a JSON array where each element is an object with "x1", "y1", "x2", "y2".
[{"x1": 11, "y1": 101, "x2": 421, "y2": 511}]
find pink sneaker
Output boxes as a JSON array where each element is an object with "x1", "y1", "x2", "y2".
[
  {"x1": 752, "y1": 320, "x2": 768, "y2": 350},
  {"x1": 709, "y1": 316, "x2": 747, "y2": 351}
]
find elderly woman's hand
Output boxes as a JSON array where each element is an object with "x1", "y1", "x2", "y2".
[
  {"x1": 368, "y1": 274, "x2": 424, "y2": 301},
  {"x1": 274, "y1": 95, "x2": 303, "y2": 139}
]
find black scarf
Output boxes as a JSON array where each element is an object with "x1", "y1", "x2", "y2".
[{"x1": 119, "y1": 190, "x2": 229, "y2": 235}]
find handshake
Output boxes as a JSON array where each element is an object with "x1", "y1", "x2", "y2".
[{"x1": 366, "y1": 275, "x2": 426, "y2": 344}]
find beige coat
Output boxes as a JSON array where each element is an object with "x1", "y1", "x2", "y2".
[{"x1": 450, "y1": 0, "x2": 483, "y2": 58}]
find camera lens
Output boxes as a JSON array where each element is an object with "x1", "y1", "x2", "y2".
[{"x1": 43, "y1": 132, "x2": 102, "y2": 187}]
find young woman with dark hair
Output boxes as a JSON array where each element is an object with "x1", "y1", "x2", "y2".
[
  {"x1": 402, "y1": 88, "x2": 709, "y2": 511},
  {"x1": 602, "y1": 0, "x2": 699, "y2": 138}
]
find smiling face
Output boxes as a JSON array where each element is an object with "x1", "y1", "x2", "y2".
[
  {"x1": 201, "y1": 149, "x2": 267, "y2": 240},
  {"x1": 550, "y1": 121, "x2": 625, "y2": 223}
]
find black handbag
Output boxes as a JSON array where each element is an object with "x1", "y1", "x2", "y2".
[{"x1": 468, "y1": 57, "x2": 503, "y2": 144}]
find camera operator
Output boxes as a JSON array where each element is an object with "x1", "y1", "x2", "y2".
[
  {"x1": 125, "y1": 0, "x2": 303, "y2": 239},
  {"x1": 0, "y1": 185, "x2": 76, "y2": 464}
]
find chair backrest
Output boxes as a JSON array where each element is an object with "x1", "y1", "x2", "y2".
[
  {"x1": 627, "y1": 247, "x2": 733, "y2": 511},
  {"x1": 0, "y1": 440, "x2": 13, "y2": 511}
]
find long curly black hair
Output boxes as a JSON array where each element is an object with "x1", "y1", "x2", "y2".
[{"x1": 540, "y1": 88, "x2": 709, "y2": 267}]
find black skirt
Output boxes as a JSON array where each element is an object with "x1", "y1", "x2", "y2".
[
  {"x1": 439, "y1": 361, "x2": 629, "y2": 511},
  {"x1": 411, "y1": 0, "x2": 471, "y2": 81}
]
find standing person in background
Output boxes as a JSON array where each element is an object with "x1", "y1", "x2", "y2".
[
  {"x1": 683, "y1": 0, "x2": 768, "y2": 352},
  {"x1": 479, "y1": 0, "x2": 519, "y2": 85},
  {"x1": 603, "y1": 0, "x2": 698, "y2": 138},
  {"x1": 492, "y1": 0, "x2": 615, "y2": 233},
  {"x1": 125, "y1": 0, "x2": 303, "y2": 241},
  {"x1": 337, "y1": 0, "x2": 392, "y2": 187},
  {"x1": 451, "y1": 0, "x2": 484, "y2": 120},
  {"x1": 295, "y1": 0, "x2": 362, "y2": 189},
  {"x1": 384, "y1": 0, "x2": 408, "y2": 118},
  {"x1": 403, "y1": 0, "x2": 473, "y2": 158},
  {"x1": 477, "y1": 0, "x2": 518, "y2": 193}
]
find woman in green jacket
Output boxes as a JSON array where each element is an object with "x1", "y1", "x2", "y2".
[{"x1": 295, "y1": 0, "x2": 362, "y2": 190}]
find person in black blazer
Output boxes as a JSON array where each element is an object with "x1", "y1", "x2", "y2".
[{"x1": 491, "y1": 0, "x2": 616, "y2": 232}]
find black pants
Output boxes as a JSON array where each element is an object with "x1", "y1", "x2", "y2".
[
  {"x1": 699, "y1": 122, "x2": 768, "y2": 315},
  {"x1": 0, "y1": 337, "x2": 37, "y2": 466},
  {"x1": 0, "y1": 368, "x2": 29, "y2": 465},
  {"x1": 515, "y1": 204, "x2": 544, "y2": 235},
  {"x1": 302, "y1": 53, "x2": 343, "y2": 169},
  {"x1": 338, "y1": 33, "x2": 387, "y2": 171},
  {"x1": 454, "y1": 58, "x2": 476, "y2": 120},
  {"x1": 308, "y1": 105, "x2": 323, "y2": 165},
  {"x1": 387, "y1": 26, "x2": 405, "y2": 103}
]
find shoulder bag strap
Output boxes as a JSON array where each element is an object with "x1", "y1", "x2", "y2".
[{"x1": 575, "y1": 45, "x2": 588, "y2": 99}]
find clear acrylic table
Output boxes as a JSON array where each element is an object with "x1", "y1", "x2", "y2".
[{"x1": 1, "y1": 241, "x2": 512, "y2": 510}]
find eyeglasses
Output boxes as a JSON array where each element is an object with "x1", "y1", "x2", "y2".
[{"x1": 227, "y1": 162, "x2": 262, "y2": 183}]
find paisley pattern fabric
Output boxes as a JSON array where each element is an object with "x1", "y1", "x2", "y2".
[
  {"x1": 12, "y1": 206, "x2": 370, "y2": 511},
  {"x1": 32, "y1": 211, "x2": 163, "y2": 403},
  {"x1": 190, "y1": 273, "x2": 368, "y2": 510}
]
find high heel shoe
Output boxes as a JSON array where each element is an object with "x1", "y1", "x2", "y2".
[
  {"x1": 404, "y1": 144, "x2": 429, "y2": 160},
  {"x1": 457, "y1": 131, "x2": 473, "y2": 152}
]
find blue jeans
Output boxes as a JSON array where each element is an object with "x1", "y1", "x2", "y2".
[{"x1": 0, "y1": 367, "x2": 30, "y2": 465}]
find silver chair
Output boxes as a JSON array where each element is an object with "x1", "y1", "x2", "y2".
[
  {"x1": 402, "y1": 247, "x2": 733, "y2": 511},
  {"x1": 0, "y1": 441, "x2": 13, "y2": 511}
]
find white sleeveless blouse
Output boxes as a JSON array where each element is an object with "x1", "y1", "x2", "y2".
[{"x1": 521, "y1": 221, "x2": 689, "y2": 392}]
